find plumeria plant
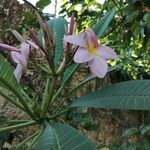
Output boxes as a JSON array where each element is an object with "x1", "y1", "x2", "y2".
[{"x1": 0, "y1": 2, "x2": 150, "y2": 150}]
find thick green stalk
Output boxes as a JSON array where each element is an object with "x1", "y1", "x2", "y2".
[
  {"x1": 0, "y1": 120, "x2": 36, "y2": 133},
  {"x1": 41, "y1": 77, "x2": 57, "y2": 118}
]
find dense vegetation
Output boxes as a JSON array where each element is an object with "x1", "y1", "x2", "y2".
[{"x1": 0, "y1": 0, "x2": 150, "y2": 149}]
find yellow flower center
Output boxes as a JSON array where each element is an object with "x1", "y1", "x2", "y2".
[{"x1": 87, "y1": 42, "x2": 97, "y2": 55}]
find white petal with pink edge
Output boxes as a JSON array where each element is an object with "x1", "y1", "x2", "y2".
[
  {"x1": 89, "y1": 56, "x2": 108, "y2": 78},
  {"x1": 20, "y1": 42, "x2": 30, "y2": 58},
  {"x1": 11, "y1": 51, "x2": 21, "y2": 64},
  {"x1": 11, "y1": 52, "x2": 27, "y2": 68},
  {"x1": 13, "y1": 64, "x2": 23, "y2": 83},
  {"x1": 85, "y1": 29, "x2": 98, "y2": 47},
  {"x1": 97, "y1": 46, "x2": 117, "y2": 60},
  {"x1": 64, "y1": 35, "x2": 87, "y2": 48},
  {"x1": 74, "y1": 47, "x2": 94, "y2": 63}
]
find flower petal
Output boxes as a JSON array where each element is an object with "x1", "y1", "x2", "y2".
[
  {"x1": 85, "y1": 29, "x2": 98, "y2": 47},
  {"x1": 74, "y1": 47, "x2": 94, "y2": 63},
  {"x1": 20, "y1": 42, "x2": 30, "y2": 58},
  {"x1": 0, "y1": 43, "x2": 20, "y2": 52},
  {"x1": 11, "y1": 52, "x2": 27, "y2": 68},
  {"x1": 89, "y1": 56, "x2": 108, "y2": 78},
  {"x1": 64, "y1": 35, "x2": 87, "y2": 48},
  {"x1": 14, "y1": 64, "x2": 23, "y2": 83},
  {"x1": 11, "y1": 51, "x2": 21, "y2": 64},
  {"x1": 97, "y1": 46, "x2": 117, "y2": 60}
]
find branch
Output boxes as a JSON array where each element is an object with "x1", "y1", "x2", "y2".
[
  {"x1": 22, "y1": 0, "x2": 40, "y2": 13},
  {"x1": 111, "y1": 0, "x2": 124, "y2": 18}
]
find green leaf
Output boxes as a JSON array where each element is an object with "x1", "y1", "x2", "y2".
[
  {"x1": 37, "y1": 30, "x2": 44, "y2": 48},
  {"x1": 0, "y1": 55, "x2": 35, "y2": 118},
  {"x1": 122, "y1": 127, "x2": 139, "y2": 137},
  {"x1": 47, "y1": 19, "x2": 54, "y2": 34},
  {"x1": 53, "y1": 17, "x2": 67, "y2": 65},
  {"x1": 34, "y1": 123, "x2": 97, "y2": 150},
  {"x1": 140, "y1": 124, "x2": 150, "y2": 135},
  {"x1": 121, "y1": 142, "x2": 137, "y2": 150},
  {"x1": 71, "y1": 80, "x2": 150, "y2": 110},
  {"x1": 0, "y1": 54, "x2": 21, "y2": 95},
  {"x1": 34, "y1": 124, "x2": 58, "y2": 150},
  {"x1": 36, "y1": 0, "x2": 51, "y2": 10},
  {"x1": 62, "y1": 63, "x2": 79, "y2": 85},
  {"x1": 0, "y1": 132, "x2": 10, "y2": 141},
  {"x1": 40, "y1": 17, "x2": 67, "y2": 65},
  {"x1": 92, "y1": 7, "x2": 116, "y2": 38}
]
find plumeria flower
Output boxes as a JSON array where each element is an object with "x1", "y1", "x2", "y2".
[
  {"x1": 64, "y1": 29, "x2": 117, "y2": 78},
  {"x1": 11, "y1": 42, "x2": 30, "y2": 82},
  {"x1": 0, "y1": 41, "x2": 30, "y2": 82},
  {"x1": 0, "y1": 30, "x2": 40, "y2": 82}
]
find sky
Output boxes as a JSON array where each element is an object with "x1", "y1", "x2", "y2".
[{"x1": 17, "y1": 0, "x2": 105, "y2": 14}]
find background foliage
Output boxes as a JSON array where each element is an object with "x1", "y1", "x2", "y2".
[{"x1": 0, "y1": 0, "x2": 150, "y2": 149}]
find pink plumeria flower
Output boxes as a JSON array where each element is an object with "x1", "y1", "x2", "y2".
[
  {"x1": 11, "y1": 42, "x2": 30, "y2": 82},
  {"x1": 64, "y1": 29, "x2": 117, "y2": 78},
  {"x1": 0, "y1": 30, "x2": 38, "y2": 82}
]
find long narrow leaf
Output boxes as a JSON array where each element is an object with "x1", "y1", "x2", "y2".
[
  {"x1": 62, "y1": 63, "x2": 79, "y2": 86},
  {"x1": 92, "y1": 7, "x2": 116, "y2": 37},
  {"x1": 0, "y1": 54, "x2": 35, "y2": 118},
  {"x1": 53, "y1": 17, "x2": 67, "y2": 64},
  {"x1": 0, "y1": 54, "x2": 22, "y2": 96},
  {"x1": 71, "y1": 80, "x2": 150, "y2": 110}
]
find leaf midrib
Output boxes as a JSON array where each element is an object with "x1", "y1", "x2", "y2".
[{"x1": 53, "y1": 127, "x2": 61, "y2": 150}]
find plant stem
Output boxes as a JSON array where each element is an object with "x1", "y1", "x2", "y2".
[
  {"x1": 49, "y1": 108, "x2": 70, "y2": 120},
  {"x1": 56, "y1": 52, "x2": 67, "y2": 75},
  {"x1": 22, "y1": 0, "x2": 40, "y2": 13},
  {"x1": 15, "y1": 130, "x2": 40, "y2": 150},
  {"x1": 7, "y1": 120, "x2": 31, "y2": 124},
  {"x1": 41, "y1": 78, "x2": 57, "y2": 118},
  {"x1": 52, "y1": 98, "x2": 66, "y2": 116},
  {"x1": 42, "y1": 76, "x2": 51, "y2": 108},
  {"x1": 27, "y1": 130, "x2": 42, "y2": 150},
  {"x1": 111, "y1": 0, "x2": 124, "y2": 18},
  {"x1": 51, "y1": 85, "x2": 63, "y2": 105},
  {"x1": 0, "y1": 120, "x2": 36, "y2": 133}
]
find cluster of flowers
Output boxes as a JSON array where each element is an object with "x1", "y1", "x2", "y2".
[{"x1": 0, "y1": 16, "x2": 117, "y2": 82}]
